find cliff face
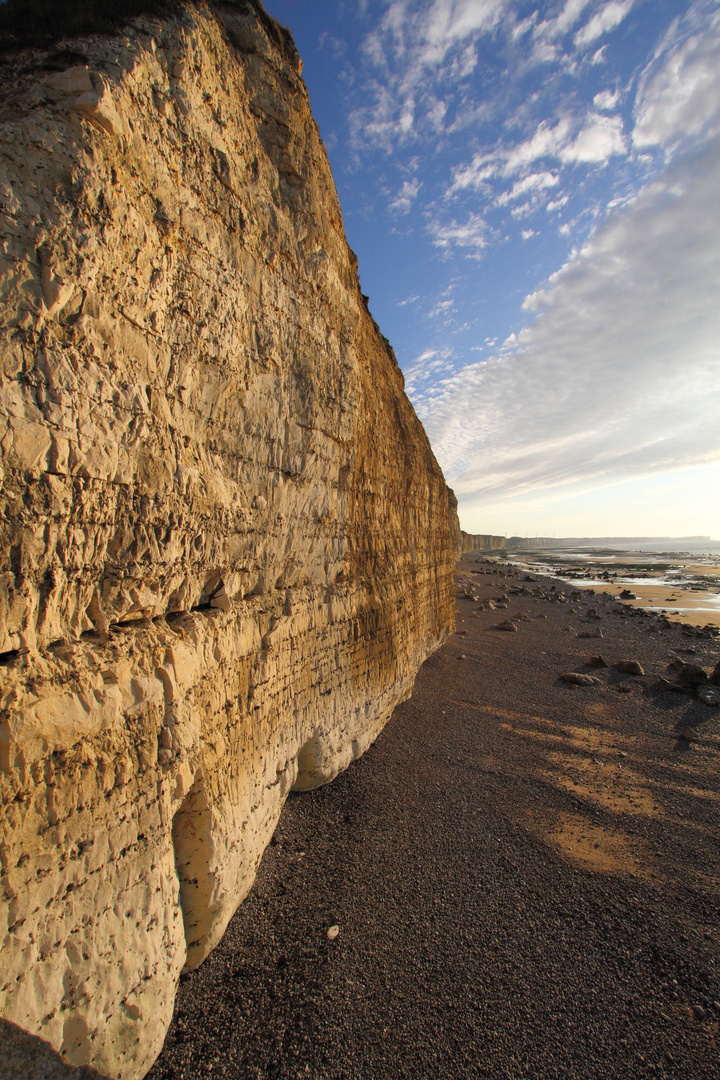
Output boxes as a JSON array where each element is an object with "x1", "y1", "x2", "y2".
[
  {"x1": 460, "y1": 532, "x2": 506, "y2": 553},
  {"x1": 0, "y1": 4, "x2": 458, "y2": 1077}
]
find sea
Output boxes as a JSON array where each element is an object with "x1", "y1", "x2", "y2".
[
  {"x1": 573, "y1": 540, "x2": 720, "y2": 559},
  {"x1": 514, "y1": 540, "x2": 720, "y2": 559},
  {"x1": 504, "y1": 539, "x2": 720, "y2": 629}
]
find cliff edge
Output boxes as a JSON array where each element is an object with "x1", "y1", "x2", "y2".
[{"x1": 0, "y1": 3, "x2": 459, "y2": 1076}]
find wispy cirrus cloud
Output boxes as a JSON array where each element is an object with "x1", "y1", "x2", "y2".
[
  {"x1": 389, "y1": 178, "x2": 422, "y2": 214},
  {"x1": 495, "y1": 171, "x2": 559, "y2": 205},
  {"x1": 633, "y1": 1, "x2": 720, "y2": 153},
  {"x1": 448, "y1": 109, "x2": 627, "y2": 202},
  {"x1": 574, "y1": 0, "x2": 635, "y2": 50},
  {"x1": 350, "y1": 0, "x2": 514, "y2": 150},
  {"x1": 265, "y1": 0, "x2": 720, "y2": 536},
  {"x1": 368, "y1": 0, "x2": 508, "y2": 69},
  {"x1": 419, "y1": 140, "x2": 720, "y2": 498},
  {"x1": 534, "y1": 0, "x2": 593, "y2": 41},
  {"x1": 412, "y1": 2, "x2": 720, "y2": 506},
  {"x1": 429, "y1": 212, "x2": 488, "y2": 255},
  {"x1": 593, "y1": 87, "x2": 620, "y2": 110}
]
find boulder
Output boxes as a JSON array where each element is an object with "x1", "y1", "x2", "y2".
[
  {"x1": 613, "y1": 660, "x2": 645, "y2": 676},
  {"x1": 670, "y1": 662, "x2": 709, "y2": 687},
  {"x1": 561, "y1": 672, "x2": 602, "y2": 686}
]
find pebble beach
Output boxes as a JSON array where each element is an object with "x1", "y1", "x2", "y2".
[{"x1": 148, "y1": 557, "x2": 720, "y2": 1080}]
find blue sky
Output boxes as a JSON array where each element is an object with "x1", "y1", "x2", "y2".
[{"x1": 262, "y1": 0, "x2": 720, "y2": 538}]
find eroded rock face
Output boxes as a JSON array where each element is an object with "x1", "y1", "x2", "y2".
[
  {"x1": 0, "y1": 4, "x2": 458, "y2": 1077},
  {"x1": 460, "y1": 532, "x2": 507, "y2": 553}
]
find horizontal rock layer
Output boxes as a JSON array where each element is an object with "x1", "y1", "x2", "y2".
[
  {"x1": 0, "y1": 4, "x2": 458, "y2": 1077},
  {"x1": 460, "y1": 531, "x2": 506, "y2": 552}
]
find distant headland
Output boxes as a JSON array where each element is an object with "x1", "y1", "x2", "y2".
[{"x1": 461, "y1": 532, "x2": 713, "y2": 552}]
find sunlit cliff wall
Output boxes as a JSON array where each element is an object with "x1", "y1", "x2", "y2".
[{"x1": 0, "y1": 4, "x2": 459, "y2": 1076}]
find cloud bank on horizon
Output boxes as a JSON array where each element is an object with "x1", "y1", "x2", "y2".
[{"x1": 265, "y1": 0, "x2": 720, "y2": 536}]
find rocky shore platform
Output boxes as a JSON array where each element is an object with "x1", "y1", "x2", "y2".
[{"x1": 148, "y1": 557, "x2": 719, "y2": 1080}]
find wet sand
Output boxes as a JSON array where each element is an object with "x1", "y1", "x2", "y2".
[
  {"x1": 148, "y1": 558, "x2": 720, "y2": 1080},
  {"x1": 506, "y1": 551, "x2": 720, "y2": 629}
]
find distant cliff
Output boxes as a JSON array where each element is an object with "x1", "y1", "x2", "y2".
[
  {"x1": 0, "y1": 3, "x2": 459, "y2": 1076},
  {"x1": 506, "y1": 536, "x2": 711, "y2": 548},
  {"x1": 460, "y1": 531, "x2": 507, "y2": 552}
]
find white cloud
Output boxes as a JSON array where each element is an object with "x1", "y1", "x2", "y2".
[
  {"x1": 521, "y1": 229, "x2": 535, "y2": 240},
  {"x1": 593, "y1": 88, "x2": 620, "y2": 111},
  {"x1": 414, "y1": 133, "x2": 720, "y2": 500},
  {"x1": 349, "y1": 81, "x2": 417, "y2": 149},
  {"x1": 574, "y1": 1, "x2": 634, "y2": 50},
  {"x1": 318, "y1": 32, "x2": 347, "y2": 59},
  {"x1": 389, "y1": 178, "x2": 422, "y2": 214},
  {"x1": 373, "y1": 0, "x2": 508, "y2": 69},
  {"x1": 448, "y1": 156, "x2": 496, "y2": 192},
  {"x1": 633, "y1": 3, "x2": 720, "y2": 152},
  {"x1": 535, "y1": 0, "x2": 593, "y2": 42},
  {"x1": 404, "y1": 346, "x2": 453, "y2": 396},
  {"x1": 558, "y1": 112, "x2": 626, "y2": 162},
  {"x1": 419, "y1": 0, "x2": 508, "y2": 63},
  {"x1": 350, "y1": 0, "x2": 513, "y2": 151},
  {"x1": 546, "y1": 195, "x2": 569, "y2": 211},
  {"x1": 449, "y1": 111, "x2": 626, "y2": 195},
  {"x1": 511, "y1": 12, "x2": 538, "y2": 41},
  {"x1": 430, "y1": 212, "x2": 488, "y2": 254},
  {"x1": 530, "y1": 39, "x2": 560, "y2": 65},
  {"x1": 426, "y1": 96, "x2": 449, "y2": 129},
  {"x1": 502, "y1": 118, "x2": 572, "y2": 173},
  {"x1": 427, "y1": 298, "x2": 456, "y2": 318},
  {"x1": 496, "y1": 171, "x2": 559, "y2": 205}
]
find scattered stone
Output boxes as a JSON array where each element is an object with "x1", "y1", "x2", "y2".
[
  {"x1": 616, "y1": 685, "x2": 632, "y2": 694},
  {"x1": 619, "y1": 589, "x2": 637, "y2": 599},
  {"x1": 327, "y1": 925, "x2": 340, "y2": 941},
  {"x1": 696, "y1": 685, "x2": 720, "y2": 706},
  {"x1": 681, "y1": 727, "x2": 698, "y2": 742},
  {"x1": 493, "y1": 621, "x2": 518, "y2": 632},
  {"x1": 561, "y1": 672, "x2": 602, "y2": 686},
  {"x1": 578, "y1": 628, "x2": 603, "y2": 639},
  {"x1": 692, "y1": 1004, "x2": 706, "y2": 1020},
  {"x1": 613, "y1": 660, "x2": 645, "y2": 676},
  {"x1": 710, "y1": 660, "x2": 720, "y2": 685},
  {"x1": 671, "y1": 662, "x2": 708, "y2": 687},
  {"x1": 652, "y1": 677, "x2": 691, "y2": 695},
  {"x1": 587, "y1": 656, "x2": 607, "y2": 668}
]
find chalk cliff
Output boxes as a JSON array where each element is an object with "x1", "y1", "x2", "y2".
[
  {"x1": 460, "y1": 531, "x2": 506, "y2": 553},
  {"x1": 0, "y1": 3, "x2": 458, "y2": 1077}
]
